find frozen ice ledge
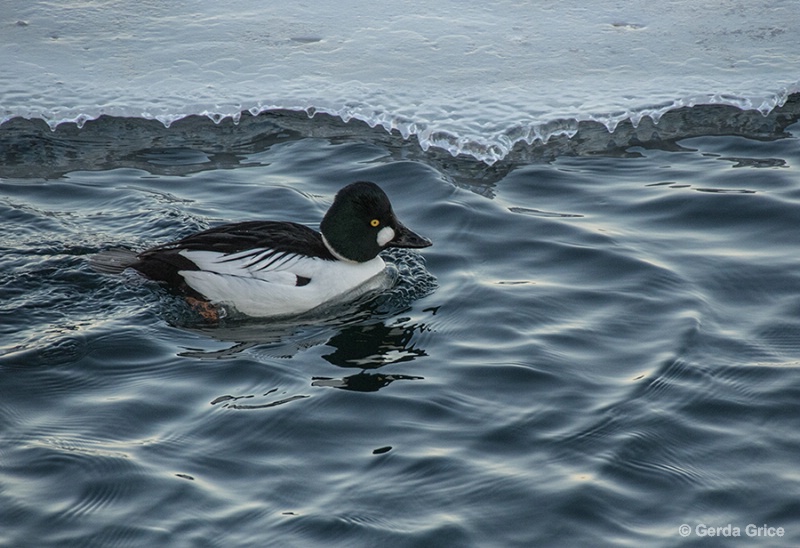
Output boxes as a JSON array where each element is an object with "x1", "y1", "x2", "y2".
[{"x1": 1, "y1": 91, "x2": 799, "y2": 169}]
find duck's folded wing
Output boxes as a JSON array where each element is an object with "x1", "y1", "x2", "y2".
[
  {"x1": 178, "y1": 248, "x2": 313, "y2": 285},
  {"x1": 151, "y1": 221, "x2": 333, "y2": 259},
  {"x1": 129, "y1": 221, "x2": 333, "y2": 293}
]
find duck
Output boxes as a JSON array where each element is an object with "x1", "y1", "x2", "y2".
[{"x1": 94, "y1": 181, "x2": 431, "y2": 319}]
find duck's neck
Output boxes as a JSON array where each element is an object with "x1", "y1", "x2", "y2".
[{"x1": 321, "y1": 233, "x2": 360, "y2": 263}]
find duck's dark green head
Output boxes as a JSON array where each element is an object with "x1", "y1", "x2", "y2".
[{"x1": 320, "y1": 181, "x2": 432, "y2": 263}]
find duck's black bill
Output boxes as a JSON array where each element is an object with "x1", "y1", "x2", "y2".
[{"x1": 389, "y1": 222, "x2": 432, "y2": 249}]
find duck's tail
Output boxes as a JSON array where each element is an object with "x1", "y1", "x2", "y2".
[{"x1": 89, "y1": 248, "x2": 139, "y2": 274}]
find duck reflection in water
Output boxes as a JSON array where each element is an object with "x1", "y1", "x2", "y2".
[
  {"x1": 177, "y1": 248, "x2": 436, "y2": 397},
  {"x1": 184, "y1": 315, "x2": 430, "y2": 394},
  {"x1": 312, "y1": 322, "x2": 427, "y2": 391}
]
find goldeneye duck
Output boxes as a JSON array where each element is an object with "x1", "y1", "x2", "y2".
[{"x1": 105, "y1": 181, "x2": 431, "y2": 319}]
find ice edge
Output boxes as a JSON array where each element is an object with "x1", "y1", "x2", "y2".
[{"x1": 2, "y1": 84, "x2": 798, "y2": 165}]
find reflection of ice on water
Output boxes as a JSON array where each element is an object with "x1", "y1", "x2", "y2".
[{"x1": 210, "y1": 391, "x2": 310, "y2": 410}]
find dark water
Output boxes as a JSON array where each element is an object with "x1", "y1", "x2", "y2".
[{"x1": 2, "y1": 104, "x2": 800, "y2": 547}]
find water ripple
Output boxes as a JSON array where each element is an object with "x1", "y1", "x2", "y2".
[{"x1": 2, "y1": 105, "x2": 800, "y2": 546}]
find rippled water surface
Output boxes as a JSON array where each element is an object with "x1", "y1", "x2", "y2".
[{"x1": 2, "y1": 112, "x2": 800, "y2": 546}]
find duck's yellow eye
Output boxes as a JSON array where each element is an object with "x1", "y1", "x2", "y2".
[{"x1": 370, "y1": 219, "x2": 380, "y2": 227}]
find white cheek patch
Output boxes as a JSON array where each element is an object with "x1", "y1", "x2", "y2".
[{"x1": 377, "y1": 226, "x2": 395, "y2": 247}]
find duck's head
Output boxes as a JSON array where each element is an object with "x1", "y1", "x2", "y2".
[{"x1": 320, "y1": 181, "x2": 432, "y2": 263}]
